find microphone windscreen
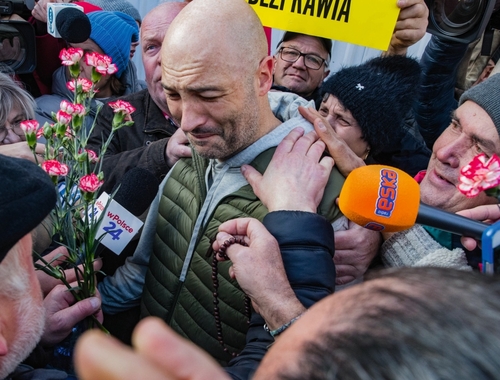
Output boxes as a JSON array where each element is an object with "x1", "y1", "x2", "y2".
[
  {"x1": 56, "y1": 7, "x2": 91, "y2": 43},
  {"x1": 112, "y1": 168, "x2": 159, "y2": 217},
  {"x1": 339, "y1": 165, "x2": 420, "y2": 232}
]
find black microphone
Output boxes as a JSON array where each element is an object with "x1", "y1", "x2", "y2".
[
  {"x1": 339, "y1": 165, "x2": 488, "y2": 240},
  {"x1": 56, "y1": 7, "x2": 91, "y2": 43},
  {"x1": 111, "y1": 167, "x2": 160, "y2": 217},
  {"x1": 417, "y1": 203, "x2": 487, "y2": 241}
]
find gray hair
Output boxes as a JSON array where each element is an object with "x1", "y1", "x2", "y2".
[
  {"x1": 0, "y1": 72, "x2": 36, "y2": 128},
  {"x1": 278, "y1": 267, "x2": 500, "y2": 380}
]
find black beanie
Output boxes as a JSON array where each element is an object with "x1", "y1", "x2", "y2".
[
  {"x1": 320, "y1": 55, "x2": 421, "y2": 155},
  {"x1": 0, "y1": 154, "x2": 56, "y2": 263}
]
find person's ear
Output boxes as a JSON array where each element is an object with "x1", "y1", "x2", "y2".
[
  {"x1": 0, "y1": 330, "x2": 8, "y2": 356},
  {"x1": 257, "y1": 56, "x2": 274, "y2": 96},
  {"x1": 322, "y1": 68, "x2": 330, "y2": 80}
]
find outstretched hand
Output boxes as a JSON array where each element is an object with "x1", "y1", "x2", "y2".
[
  {"x1": 75, "y1": 317, "x2": 230, "y2": 380},
  {"x1": 457, "y1": 204, "x2": 500, "y2": 251},
  {"x1": 242, "y1": 127, "x2": 334, "y2": 213},
  {"x1": 385, "y1": 0, "x2": 429, "y2": 56},
  {"x1": 299, "y1": 106, "x2": 365, "y2": 177}
]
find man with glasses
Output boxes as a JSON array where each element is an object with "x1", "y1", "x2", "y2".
[
  {"x1": 272, "y1": 0, "x2": 430, "y2": 106},
  {"x1": 272, "y1": 31, "x2": 331, "y2": 107}
]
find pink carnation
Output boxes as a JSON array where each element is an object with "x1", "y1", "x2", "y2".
[
  {"x1": 66, "y1": 78, "x2": 93, "y2": 93},
  {"x1": 42, "y1": 160, "x2": 69, "y2": 177},
  {"x1": 20, "y1": 120, "x2": 39, "y2": 135},
  {"x1": 56, "y1": 110, "x2": 72, "y2": 125},
  {"x1": 108, "y1": 100, "x2": 135, "y2": 120},
  {"x1": 79, "y1": 173, "x2": 104, "y2": 193},
  {"x1": 59, "y1": 47, "x2": 84, "y2": 66},
  {"x1": 60, "y1": 100, "x2": 76, "y2": 114},
  {"x1": 458, "y1": 153, "x2": 500, "y2": 197},
  {"x1": 85, "y1": 52, "x2": 118, "y2": 75}
]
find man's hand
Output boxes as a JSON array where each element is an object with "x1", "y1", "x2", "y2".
[
  {"x1": 385, "y1": 0, "x2": 429, "y2": 56},
  {"x1": 334, "y1": 220, "x2": 382, "y2": 285},
  {"x1": 36, "y1": 247, "x2": 103, "y2": 296},
  {"x1": 299, "y1": 106, "x2": 365, "y2": 177},
  {"x1": 165, "y1": 127, "x2": 191, "y2": 168},
  {"x1": 242, "y1": 127, "x2": 334, "y2": 213},
  {"x1": 457, "y1": 204, "x2": 500, "y2": 250},
  {"x1": 213, "y1": 218, "x2": 305, "y2": 330},
  {"x1": 75, "y1": 317, "x2": 230, "y2": 380},
  {"x1": 0, "y1": 142, "x2": 46, "y2": 163},
  {"x1": 40, "y1": 284, "x2": 103, "y2": 347}
]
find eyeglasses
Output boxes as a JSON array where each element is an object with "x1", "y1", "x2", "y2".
[
  {"x1": 0, "y1": 122, "x2": 24, "y2": 141},
  {"x1": 278, "y1": 47, "x2": 326, "y2": 70}
]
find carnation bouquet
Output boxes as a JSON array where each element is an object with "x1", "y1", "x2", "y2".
[{"x1": 21, "y1": 48, "x2": 135, "y2": 331}]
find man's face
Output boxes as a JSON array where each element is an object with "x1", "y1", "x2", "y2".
[
  {"x1": 161, "y1": 44, "x2": 261, "y2": 160},
  {"x1": 141, "y1": 6, "x2": 184, "y2": 114},
  {"x1": 0, "y1": 235, "x2": 45, "y2": 378},
  {"x1": 273, "y1": 35, "x2": 329, "y2": 98},
  {"x1": 420, "y1": 101, "x2": 500, "y2": 213}
]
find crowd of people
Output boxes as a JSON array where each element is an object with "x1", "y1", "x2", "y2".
[{"x1": 2, "y1": 0, "x2": 500, "y2": 379}]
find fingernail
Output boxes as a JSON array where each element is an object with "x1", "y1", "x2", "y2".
[
  {"x1": 241, "y1": 165, "x2": 248, "y2": 173},
  {"x1": 89, "y1": 297, "x2": 101, "y2": 309},
  {"x1": 317, "y1": 121, "x2": 327, "y2": 131}
]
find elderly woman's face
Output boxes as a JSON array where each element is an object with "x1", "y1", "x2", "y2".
[
  {"x1": 319, "y1": 94, "x2": 369, "y2": 158},
  {"x1": 0, "y1": 105, "x2": 26, "y2": 145}
]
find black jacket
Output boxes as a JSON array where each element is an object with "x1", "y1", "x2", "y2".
[
  {"x1": 86, "y1": 89, "x2": 178, "y2": 193},
  {"x1": 225, "y1": 211, "x2": 336, "y2": 379},
  {"x1": 415, "y1": 35, "x2": 469, "y2": 149}
]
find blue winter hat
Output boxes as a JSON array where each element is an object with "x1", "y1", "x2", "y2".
[{"x1": 88, "y1": 11, "x2": 139, "y2": 78}]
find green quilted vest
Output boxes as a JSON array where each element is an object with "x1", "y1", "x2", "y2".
[{"x1": 141, "y1": 148, "x2": 344, "y2": 365}]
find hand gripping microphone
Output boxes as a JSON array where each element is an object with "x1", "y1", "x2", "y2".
[{"x1": 338, "y1": 165, "x2": 487, "y2": 240}]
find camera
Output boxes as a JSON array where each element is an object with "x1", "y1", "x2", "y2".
[
  {"x1": 0, "y1": 0, "x2": 36, "y2": 74},
  {"x1": 424, "y1": 0, "x2": 500, "y2": 43}
]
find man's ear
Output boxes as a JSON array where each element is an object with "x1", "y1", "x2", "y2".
[
  {"x1": 323, "y1": 69, "x2": 330, "y2": 80},
  {"x1": 0, "y1": 331, "x2": 8, "y2": 356},
  {"x1": 257, "y1": 56, "x2": 274, "y2": 96}
]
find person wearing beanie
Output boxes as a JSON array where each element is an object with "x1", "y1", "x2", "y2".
[
  {"x1": 0, "y1": 154, "x2": 103, "y2": 379},
  {"x1": 35, "y1": 10, "x2": 144, "y2": 133},
  {"x1": 318, "y1": 55, "x2": 422, "y2": 160}
]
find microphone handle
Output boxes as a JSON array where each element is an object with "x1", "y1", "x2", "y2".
[{"x1": 417, "y1": 203, "x2": 487, "y2": 241}]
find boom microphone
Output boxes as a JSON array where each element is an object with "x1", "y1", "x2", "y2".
[
  {"x1": 55, "y1": 7, "x2": 91, "y2": 43},
  {"x1": 339, "y1": 165, "x2": 488, "y2": 240}
]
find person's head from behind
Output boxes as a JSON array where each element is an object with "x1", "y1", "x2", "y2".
[
  {"x1": 141, "y1": 2, "x2": 186, "y2": 114},
  {"x1": 0, "y1": 72, "x2": 36, "y2": 146},
  {"x1": 420, "y1": 73, "x2": 500, "y2": 213},
  {"x1": 318, "y1": 55, "x2": 421, "y2": 160},
  {"x1": 161, "y1": 0, "x2": 275, "y2": 160},
  {"x1": 0, "y1": 154, "x2": 56, "y2": 378},
  {"x1": 69, "y1": 11, "x2": 139, "y2": 98},
  {"x1": 255, "y1": 267, "x2": 500, "y2": 380},
  {"x1": 273, "y1": 31, "x2": 331, "y2": 99}
]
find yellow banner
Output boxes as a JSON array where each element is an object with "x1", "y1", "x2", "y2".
[{"x1": 248, "y1": 0, "x2": 400, "y2": 51}]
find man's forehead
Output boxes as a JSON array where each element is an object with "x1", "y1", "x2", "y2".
[{"x1": 281, "y1": 35, "x2": 328, "y2": 55}]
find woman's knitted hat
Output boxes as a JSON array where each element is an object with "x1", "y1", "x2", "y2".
[
  {"x1": 88, "y1": 11, "x2": 139, "y2": 78},
  {"x1": 320, "y1": 55, "x2": 421, "y2": 155}
]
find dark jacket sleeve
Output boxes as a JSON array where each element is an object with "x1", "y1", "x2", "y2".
[
  {"x1": 225, "y1": 211, "x2": 336, "y2": 379},
  {"x1": 415, "y1": 35, "x2": 469, "y2": 149}
]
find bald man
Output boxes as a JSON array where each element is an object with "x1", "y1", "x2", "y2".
[{"x1": 98, "y1": 0, "x2": 345, "y2": 375}]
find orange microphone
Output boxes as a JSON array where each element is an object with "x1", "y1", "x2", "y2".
[{"x1": 339, "y1": 165, "x2": 487, "y2": 239}]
